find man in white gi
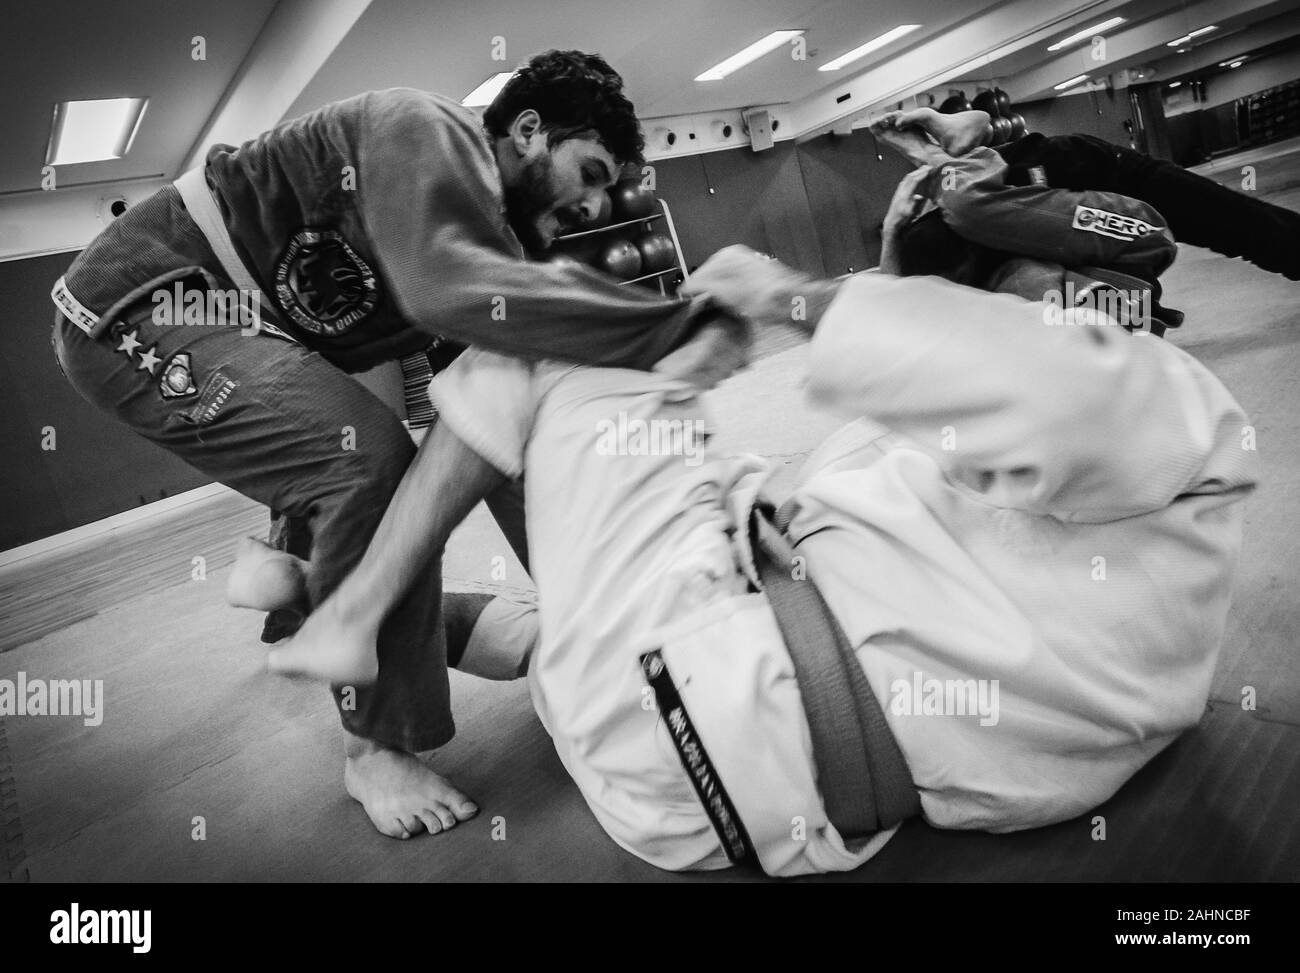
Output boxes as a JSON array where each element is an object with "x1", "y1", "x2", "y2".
[{"x1": 261, "y1": 200, "x2": 1255, "y2": 871}]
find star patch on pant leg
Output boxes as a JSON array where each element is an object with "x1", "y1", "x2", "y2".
[
  {"x1": 136, "y1": 345, "x2": 161, "y2": 374},
  {"x1": 159, "y1": 351, "x2": 197, "y2": 399},
  {"x1": 116, "y1": 329, "x2": 142, "y2": 357}
]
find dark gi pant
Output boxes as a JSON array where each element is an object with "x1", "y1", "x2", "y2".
[
  {"x1": 50, "y1": 278, "x2": 506, "y2": 753},
  {"x1": 998, "y1": 132, "x2": 1300, "y2": 281}
]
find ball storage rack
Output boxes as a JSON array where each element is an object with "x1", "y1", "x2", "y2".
[{"x1": 550, "y1": 197, "x2": 690, "y2": 294}]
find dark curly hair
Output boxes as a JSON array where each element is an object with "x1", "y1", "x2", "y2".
[{"x1": 483, "y1": 49, "x2": 645, "y2": 166}]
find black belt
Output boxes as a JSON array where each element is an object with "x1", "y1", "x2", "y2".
[{"x1": 750, "y1": 499, "x2": 921, "y2": 842}]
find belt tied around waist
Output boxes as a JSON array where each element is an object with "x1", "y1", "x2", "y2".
[
  {"x1": 749, "y1": 498, "x2": 921, "y2": 843},
  {"x1": 639, "y1": 491, "x2": 921, "y2": 866}
]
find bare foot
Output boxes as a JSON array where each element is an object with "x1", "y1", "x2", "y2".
[
  {"x1": 870, "y1": 113, "x2": 942, "y2": 166},
  {"x1": 344, "y1": 734, "x2": 478, "y2": 839},
  {"x1": 892, "y1": 107, "x2": 991, "y2": 156},
  {"x1": 265, "y1": 592, "x2": 380, "y2": 685},
  {"x1": 226, "y1": 536, "x2": 308, "y2": 611}
]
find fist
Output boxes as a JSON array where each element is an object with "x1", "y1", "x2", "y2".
[
  {"x1": 653, "y1": 310, "x2": 752, "y2": 390},
  {"x1": 883, "y1": 165, "x2": 933, "y2": 237},
  {"x1": 681, "y1": 245, "x2": 809, "y2": 326}
]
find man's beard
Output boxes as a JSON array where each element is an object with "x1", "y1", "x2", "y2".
[{"x1": 504, "y1": 153, "x2": 558, "y2": 256}]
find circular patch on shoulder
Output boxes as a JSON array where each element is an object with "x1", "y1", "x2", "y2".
[{"x1": 275, "y1": 229, "x2": 380, "y2": 336}]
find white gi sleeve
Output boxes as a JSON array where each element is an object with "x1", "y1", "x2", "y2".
[
  {"x1": 806, "y1": 273, "x2": 1255, "y2": 522},
  {"x1": 426, "y1": 349, "x2": 537, "y2": 478}
]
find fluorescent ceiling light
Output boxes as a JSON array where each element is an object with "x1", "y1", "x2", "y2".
[
  {"x1": 1054, "y1": 74, "x2": 1090, "y2": 90},
  {"x1": 818, "y1": 24, "x2": 922, "y2": 72},
  {"x1": 46, "y1": 97, "x2": 147, "y2": 166},
  {"x1": 462, "y1": 72, "x2": 514, "y2": 107},
  {"x1": 1228, "y1": 60, "x2": 1243, "y2": 68},
  {"x1": 1218, "y1": 56, "x2": 1247, "y2": 67},
  {"x1": 695, "y1": 30, "x2": 805, "y2": 81},
  {"x1": 1167, "y1": 25, "x2": 1217, "y2": 46},
  {"x1": 1046, "y1": 16, "x2": 1126, "y2": 52},
  {"x1": 1168, "y1": 81, "x2": 1181, "y2": 87}
]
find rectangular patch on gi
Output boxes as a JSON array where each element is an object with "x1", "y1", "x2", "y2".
[
  {"x1": 1071, "y1": 204, "x2": 1158, "y2": 241},
  {"x1": 193, "y1": 370, "x2": 239, "y2": 424},
  {"x1": 641, "y1": 650, "x2": 754, "y2": 865},
  {"x1": 51, "y1": 277, "x2": 99, "y2": 335}
]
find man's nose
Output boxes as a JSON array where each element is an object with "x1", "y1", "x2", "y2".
[{"x1": 579, "y1": 188, "x2": 605, "y2": 222}]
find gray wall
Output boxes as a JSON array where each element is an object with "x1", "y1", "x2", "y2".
[{"x1": 0, "y1": 252, "x2": 209, "y2": 550}]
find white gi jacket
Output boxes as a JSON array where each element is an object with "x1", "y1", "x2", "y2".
[{"x1": 429, "y1": 273, "x2": 1255, "y2": 875}]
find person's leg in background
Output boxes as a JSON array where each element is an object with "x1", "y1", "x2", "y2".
[
  {"x1": 260, "y1": 510, "x2": 311, "y2": 641},
  {"x1": 52, "y1": 277, "x2": 474, "y2": 838},
  {"x1": 998, "y1": 131, "x2": 1300, "y2": 281},
  {"x1": 443, "y1": 476, "x2": 535, "y2": 674},
  {"x1": 900, "y1": 111, "x2": 1300, "y2": 281}
]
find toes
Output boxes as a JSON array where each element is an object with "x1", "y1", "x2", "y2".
[
  {"x1": 414, "y1": 808, "x2": 445, "y2": 835},
  {"x1": 452, "y1": 799, "x2": 479, "y2": 822},
  {"x1": 431, "y1": 782, "x2": 477, "y2": 819},
  {"x1": 431, "y1": 805, "x2": 457, "y2": 831},
  {"x1": 372, "y1": 815, "x2": 410, "y2": 840},
  {"x1": 396, "y1": 813, "x2": 425, "y2": 838}
]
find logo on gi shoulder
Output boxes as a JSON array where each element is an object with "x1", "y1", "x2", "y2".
[
  {"x1": 1071, "y1": 205, "x2": 1157, "y2": 241},
  {"x1": 274, "y1": 229, "x2": 379, "y2": 336}
]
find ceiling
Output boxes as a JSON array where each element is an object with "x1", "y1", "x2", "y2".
[
  {"x1": 2, "y1": 0, "x2": 1299, "y2": 199},
  {"x1": 947, "y1": 0, "x2": 1300, "y2": 100},
  {"x1": 286, "y1": 0, "x2": 999, "y2": 120},
  {"x1": 0, "y1": 0, "x2": 277, "y2": 194}
]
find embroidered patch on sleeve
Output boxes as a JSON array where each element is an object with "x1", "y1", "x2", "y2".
[
  {"x1": 159, "y1": 352, "x2": 198, "y2": 399},
  {"x1": 1071, "y1": 205, "x2": 1159, "y2": 241},
  {"x1": 193, "y1": 370, "x2": 240, "y2": 424}
]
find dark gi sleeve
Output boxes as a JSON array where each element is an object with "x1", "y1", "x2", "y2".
[
  {"x1": 930, "y1": 147, "x2": 1178, "y2": 282},
  {"x1": 355, "y1": 89, "x2": 733, "y2": 370}
]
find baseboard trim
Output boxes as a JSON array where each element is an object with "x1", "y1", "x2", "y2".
[{"x1": 0, "y1": 482, "x2": 236, "y2": 569}]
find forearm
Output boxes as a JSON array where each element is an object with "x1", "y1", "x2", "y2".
[
  {"x1": 878, "y1": 232, "x2": 904, "y2": 275},
  {"x1": 400, "y1": 247, "x2": 720, "y2": 370},
  {"x1": 332, "y1": 420, "x2": 507, "y2": 626}
]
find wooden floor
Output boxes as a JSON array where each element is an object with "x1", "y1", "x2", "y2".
[{"x1": 2, "y1": 148, "x2": 1299, "y2": 883}]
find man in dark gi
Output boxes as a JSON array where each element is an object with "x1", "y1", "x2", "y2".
[{"x1": 49, "y1": 49, "x2": 744, "y2": 839}]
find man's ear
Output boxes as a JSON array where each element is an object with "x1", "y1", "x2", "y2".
[{"x1": 509, "y1": 109, "x2": 543, "y2": 156}]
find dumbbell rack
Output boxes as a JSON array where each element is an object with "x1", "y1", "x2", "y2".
[{"x1": 551, "y1": 198, "x2": 690, "y2": 295}]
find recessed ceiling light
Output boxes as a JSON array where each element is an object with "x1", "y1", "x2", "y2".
[
  {"x1": 1228, "y1": 60, "x2": 1243, "y2": 68},
  {"x1": 1169, "y1": 81, "x2": 1182, "y2": 88},
  {"x1": 1167, "y1": 25, "x2": 1217, "y2": 46},
  {"x1": 46, "y1": 97, "x2": 148, "y2": 166},
  {"x1": 818, "y1": 24, "x2": 922, "y2": 72},
  {"x1": 1054, "y1": 74, "x2": 1090, "y2": 91},
  {"x1": 695, "y1": 30, "x2": 806, "y2": 82},
  {"x1": 1218, "y1": 55, "x2": 1248, "y2": 67},
  {"x1": 462, "y1": 72, "x2": 514, "y2": 107},
  {"x1": 1046, "y1": 16, "x2": 1126, "y2": 52}
]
